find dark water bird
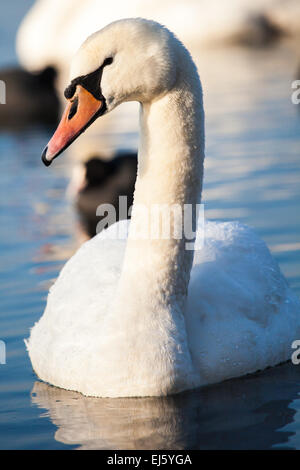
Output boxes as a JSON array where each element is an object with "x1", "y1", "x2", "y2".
[
  {"x1": 76, "y1": 152, "x2": 137, "y2": 237},
  {"x1": 0, "y1": 66, "x2": 59, "y2": 128},
  {"x1": 233, "y1": 14, "x2": 283, "y2": 47}
]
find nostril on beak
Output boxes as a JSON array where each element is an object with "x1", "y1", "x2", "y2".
[
  {"x1": 41, "y1": 146, "x2": 51, "y2": 167},
  {"x1": 68, "y1": 96, "x2": 79, "y2": 120}
]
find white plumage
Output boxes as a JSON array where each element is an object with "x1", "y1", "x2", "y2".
[{"x1": 27, "y1": 18, "x2": 300, "y2": 397}]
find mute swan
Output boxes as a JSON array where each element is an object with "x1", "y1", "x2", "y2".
[{"x1": 27, "y1": 18, "x2": 300, "y2": 398}]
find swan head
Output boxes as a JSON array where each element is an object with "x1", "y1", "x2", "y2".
[{"x1": 42, "y1": 18, "x2": 181, "y2": 166}]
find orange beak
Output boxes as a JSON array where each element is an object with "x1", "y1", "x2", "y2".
[{"x1": 41, "y1": 85, "x2": 104, "y2": 166}]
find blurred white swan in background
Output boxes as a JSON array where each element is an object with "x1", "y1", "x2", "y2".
[
  {"x1": 26, "y1": 19, "x2": 300, "y2": 398},
  {"x1": 16, "y1": 0, "x2": 300, "y2": 72}
]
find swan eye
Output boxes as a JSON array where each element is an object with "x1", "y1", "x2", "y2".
[
  {"x1": 68, "y1": 96, "x2": 79, "y2": 120},
  {"x1": 103, "y1": 57, "x2": 113, "y2": 67}
]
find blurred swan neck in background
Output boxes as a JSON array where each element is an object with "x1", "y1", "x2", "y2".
[{"x1": 116, "y1": 60, "x2": 205, "y2": 311}]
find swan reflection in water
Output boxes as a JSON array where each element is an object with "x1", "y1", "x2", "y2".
[{"x1": 31, "y1": 362, "x2": 300, "y2": 450}]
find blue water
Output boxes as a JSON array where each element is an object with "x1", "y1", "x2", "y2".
[{"x1": 0, "y1": 3, "x2": 300, "y2": 450}]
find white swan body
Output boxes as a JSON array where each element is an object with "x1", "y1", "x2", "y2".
[
  {"x1": 28, "y1": 219, "x2": 300, "y2": 397},
  {"x1": 27, "y1": 19, "x2": 300, "y2": 397}
]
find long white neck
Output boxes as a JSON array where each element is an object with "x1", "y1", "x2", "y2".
[
  {"x1": 117, "y1": 50, "x2": 205, "y2": 312},
  {"x1": 107, "y1": 49, "x2": 205, "y2": 396}
]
